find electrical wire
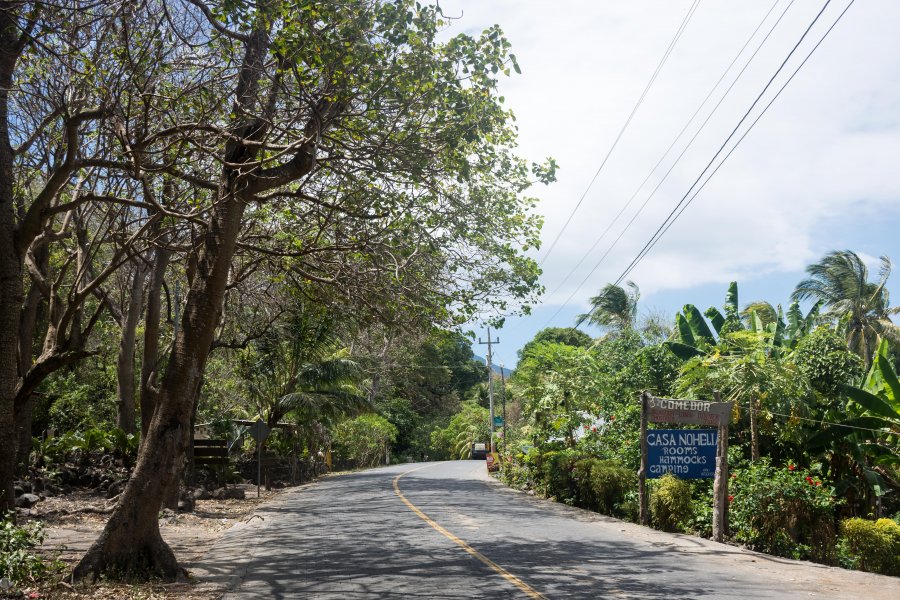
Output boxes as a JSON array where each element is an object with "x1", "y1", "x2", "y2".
[
  {"x1": 549, "y1": 0, "x2": 852, "y2": 330},
  {"x1": 544, "y1": 0, "x2": 789, "y2": 303},
  {"x1": 537, "y1": 0, "x2": 702, "y2": 267},
  {"x1": 736, "y1": 399, "x2": 895, "y2": 436},
  {"x1": 613, "y1": 0, "x2": 855, "y2": 292}
]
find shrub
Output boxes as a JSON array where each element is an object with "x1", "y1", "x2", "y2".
[
  {"x1": 572, "y1": 458, "x2": 634, "y2": 517},
  {"x1": 688, "y1": 480, "x2": 714, "y2": 538},
  {"x1": 332, "y1": 414, "x2": 398, "y2": 469},
  {"x1": 536, "y1": 449, "x2": 580, "y2": 504},
  {"x1": 730, "y1": 459, "x2": 838, "y2": 562},
  {"x1": 0, "y1": 516, "x2": 60, "y2": 588},
  {"x1": 650, "y1": 474, "x2": 693, "y2": 532},
  {"x1": 839, "y1": 518, "x2": 900, "y2": 576},
  {"x1": 31, "y1": 427, "x2": 138, "y2": 468}
]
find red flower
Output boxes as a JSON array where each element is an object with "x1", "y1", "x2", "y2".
[
  {"x1": 610, "y1": 415, "x2": 616, "y2": 422},
  {"x1": 728, "y1": 495, "x2": 734, "y2": 503},
  {"x1": 815, "y1": 481, "x2": 822, "y2": 486},
  {"x1": 590, "y1": 426, "x2": 597, "y2": 432},
  {"x1": 788, "y1": 464, "x2": 795, "y2": 471},
  {"x1": 731, "y1": 473, "x2": 737, "y2": 479}
]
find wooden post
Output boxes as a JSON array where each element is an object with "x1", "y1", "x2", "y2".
[
  {"x1": 638, "y1": 391, "x2": 649, "y2": 526},
  {"x1": 712, "y1": 390, "x2": 730, "y2": 542}
]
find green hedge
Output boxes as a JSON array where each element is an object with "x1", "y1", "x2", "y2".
[
  {"x1": 650, "y1": 474, "x2": 693, "y2": 532},
  {"x1": 730, "y1": 459, "x2": 838, "y2": 563},
  {"x1": 504, "y1": 449, "x2": 635, "y2": 518},
  {"x1": 572, "y1": 458, "x2": 635, "y2": 517},
  {"x1": 840, "y1": 518, "x2": 900, "y2": 576}
]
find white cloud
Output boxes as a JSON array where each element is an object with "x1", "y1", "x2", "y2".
[{"x1": 440, "y1": 0, "x2": 900, "y2": 316}]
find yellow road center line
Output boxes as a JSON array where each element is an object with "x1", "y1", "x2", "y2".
[{"x1": 393, "y1": 466, "x2": 547, "y2": 600}]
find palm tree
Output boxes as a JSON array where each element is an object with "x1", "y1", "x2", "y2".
[
  {"x1": 792, "y1": 250, "x2": 900, "y2": 369},
  {"x1": 577, "y1": 281, "x2": 640, "y2": 334}
]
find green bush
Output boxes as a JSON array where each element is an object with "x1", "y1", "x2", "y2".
[
  {"x1": 688, "y1": 481, "x2": 714, "y2": 538},
  {"x1": 535, "y1": 449, "x2": 580, "y2": 504},
  {"x1": 573, "y1": 458, "x2": 634, "y2": 517},
  {"x1": 0, "y1": 516, "x2": 60, "y2": 587},
  {"x1": 43, "y1": 368, "x2": 116, "y2": 433},
  {"x1": 730, "y1": 459, "x2": 838, "y2": 563},
  {"x1": 32, "y1": 427, "x2": 138, "y2": 467},
  {"x1": 839, "y1": 518, "x2": 900, "y2": 575},
  {"x1": 650, "y1": 474, "x2": 693, "y2": 532},
  {"x1": 332, "y1": 414, "x2": 398, "y2": 469}
]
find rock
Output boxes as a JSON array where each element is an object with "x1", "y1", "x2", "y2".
[
  {"x1": 177, "y1": 497, "x2": 195, "y2": 512},
  {"x1": 159, "y1": 508, "x2": 176, "y2": 519},
  {"x1": 58, "y1": 467, "x2": 77, "y2": 485},
  {"x1": 15, "y1": 493, "x2": 40, "y2": 509},
  {"x1": 191, "y1": 488, "x2": 212, "y2": 500},
  {"x1": 106, "y1": 480, "x2": 126, "y2": 499},
  {"x1": 13, "y1": 484, "x2": 24, "y2": 497},
  {"x1": 212, "y1": 487, "x2": 245, "y2": 500},
  {"x1": 192, "y1": 488, "x2": 212, "y2": 500},
  {"x1": 31, "y1": 478, "x2": 45, "y2": 493}
]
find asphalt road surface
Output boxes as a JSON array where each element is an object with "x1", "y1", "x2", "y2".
[{"x1": 194, "y1": 461, "x2": 899, "y2": 599}]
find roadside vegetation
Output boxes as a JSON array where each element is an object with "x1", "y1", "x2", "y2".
[
  {"x1": 0, "y1": 0, "x2": 896, "y2": 593},
  {"x1": 487, "y1": 250, "x2": 899, "y2": 576},
  {"x1": 0, "y1": 0, "x2": 553, "y2": 594}
]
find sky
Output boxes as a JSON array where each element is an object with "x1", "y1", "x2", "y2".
[{"x1": 440, "y1": 0, "x2": 900, "y2": 368}]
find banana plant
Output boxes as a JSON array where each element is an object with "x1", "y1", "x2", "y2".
[{"x1": 808, "y1": 340, "x2": 900, "y2": 500}]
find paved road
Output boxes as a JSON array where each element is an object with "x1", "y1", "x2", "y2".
[{"x1": 194, "y1": 461, "x2": 899, "y2": 599}]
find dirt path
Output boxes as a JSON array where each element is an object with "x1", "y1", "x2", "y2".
[{"x1": 24, "y1": 484, "x2": 287, "y2": 599}]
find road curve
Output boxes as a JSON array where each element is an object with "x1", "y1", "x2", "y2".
[{"x1": 193, "y1": 461, "x2": 899, "y2": 599}]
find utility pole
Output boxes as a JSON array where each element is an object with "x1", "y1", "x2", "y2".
[
  {"x1": 499, "y1": 363, "x2": 507, "y2": 453},
  {"x1": 478, "y1": 328, "x2": 500, "y2": 452}
]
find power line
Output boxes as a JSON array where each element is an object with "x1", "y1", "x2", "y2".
[
  {"x1": 613, "y1": 0, "x2": 855, "y2": 290},
  {"x1": 544, "y1": 0, "x2": 789, "y2": 304},
  {"x1": 736, "y1": 399, "x2": 894, "y2": 436},
  {"x1": 554, "y1": 0, "x2": 850, "y2": 330},
  {"x1": 538, "y1": 0, "x2": 702, "y2": 267}
]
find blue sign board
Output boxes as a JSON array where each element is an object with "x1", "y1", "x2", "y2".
[{"x1": 647, "y1": 429, "x2": 718, "y2": 479}]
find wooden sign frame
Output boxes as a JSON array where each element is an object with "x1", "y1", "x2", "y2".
[{"x1": 639, "y1": 392, "x2": 731, "y2": 542}]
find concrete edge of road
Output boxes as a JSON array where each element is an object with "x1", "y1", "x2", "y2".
[
  {"x1": 188, "y1": 462, "x2": 900, "y2": 594},
  {"x1": 479, "y1": 465, "x2": 900, "y2": 587}
]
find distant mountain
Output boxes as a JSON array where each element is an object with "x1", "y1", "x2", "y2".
[{"x1": 473, "y1": 355, "x2": 512, "y2": 377}]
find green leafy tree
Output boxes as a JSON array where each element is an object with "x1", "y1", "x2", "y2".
[
  {"x1": 677, "y1": 330, "x2": 803, "y2": 460},
  {"x1": 808, "y1": 340, "x2": 900, "y2": 512},
  {"x1": 72, "y1": 0, "x2": 552, "y2": 580},
  {"x1": 430, "y1": 402, "x2": 490, "y2": 460},
  {"x1": 241, "y1": 308, "x2": 367, "y2": 432},
  {"x1": 577, "y1": 281, "x2": 640, "y2": 335},
  {"x1": 792, "y1": 250, "x2": 900, "y2": 369},
  {"x1": 332, "y1": 414, "x2": 398, "y2": 469},
  {"x1": 514, "y1": 342, "x2": 601, "y2": 448},
  {"x1": 519, "y1": 327, "x2": 593, "y2": 360}
]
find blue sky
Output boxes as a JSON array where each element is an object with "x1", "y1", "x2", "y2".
[{"x1": 440, "y1": 1, "x2": 900, "y2": 367}]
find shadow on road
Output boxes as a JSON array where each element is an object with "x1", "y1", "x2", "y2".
[{"x1": 196, "y1": 466, "x2": 778, "y2": 599}]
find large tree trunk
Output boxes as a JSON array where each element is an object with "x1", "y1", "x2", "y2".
[
  {"x1": 0, "y1": 10, "x2": 23, "y2": 511},
  {"x1": 116, "y1": 264, "x2": 148, "y2": 434},
  {"x1": 73, "y1": 189, "x2": 248, "y2": 580},
  {"x1": 14, "y1": 244, "x2": 46, "y2": 469},
  {"x1": 139, "y1": 242, "x2": 170, "y2": 440}
]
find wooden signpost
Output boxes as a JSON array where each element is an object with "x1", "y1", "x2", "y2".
[{"x1": 639, "y1": 391, "x2": 732, "y2": 542}]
